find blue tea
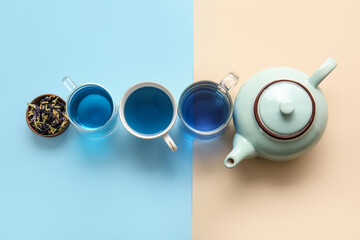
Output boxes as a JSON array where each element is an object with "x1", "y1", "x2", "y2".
[
  {"x1": 124, "y1": 87, "x2": 173, "y2": 135},
  {"x1": 179, "y1": 83, "x2": 231, "y2": 132},
  {"x1": 68, "y1": 84, "x2": 113, "y2": 129}
]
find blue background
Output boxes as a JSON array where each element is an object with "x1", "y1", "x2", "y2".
[{"x1": 0, "y1": 1, "x2": 193, "y2": 239}]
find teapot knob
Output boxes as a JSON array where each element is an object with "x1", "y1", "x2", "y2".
[{"x1": 280, "y1": 100, "x2": 295, "y2": 115}]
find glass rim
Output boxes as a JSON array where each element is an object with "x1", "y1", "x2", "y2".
[
  {"x1": 66, "y1": 83, "x2": 117, "y2": 132},
  {"x1": 177, "y1": 80, "x2": 234, "y2": 136}
]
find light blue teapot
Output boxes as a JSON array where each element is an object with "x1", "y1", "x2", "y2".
[{"x1": 225, "y1": 58, "x2": 337, "y2": 168}]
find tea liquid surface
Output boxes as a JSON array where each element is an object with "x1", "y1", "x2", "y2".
[
  {"x1": 124, "y1": 87, "x2": 173, "y2": 135},
  {"x1": 181, "y1": 88, "x2": 229, "y2": 131},
  {"x1": 69, "y1": 85, "x2": 113, "y2": 129}
]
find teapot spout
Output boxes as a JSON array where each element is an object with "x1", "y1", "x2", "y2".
[{"x1": 224, "y1": 134, "x2": 257, "y2": 168}]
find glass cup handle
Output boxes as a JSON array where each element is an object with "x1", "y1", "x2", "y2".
[
  {"x1": 62, "y1": 76, "x2": 77, "y2": 92},
  {"x1": 162, "y1": 133, "x2": 177, "y2": 152},
  {"x1": 220, "y1": 72, "x2": 239, "y2": 91}
]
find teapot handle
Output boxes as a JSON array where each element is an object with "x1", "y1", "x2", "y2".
[{"x1": 309, "y1": 58, "x2": 337, "y2": 88}]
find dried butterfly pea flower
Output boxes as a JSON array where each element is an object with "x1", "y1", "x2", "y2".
[{"x1": 27, "y1": 95, "x2": 69, "y2": 135}]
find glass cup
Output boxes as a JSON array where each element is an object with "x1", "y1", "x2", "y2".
[
  {"x1": 62, "y1": 77, "x2": 119, "y2": 138},
  {"x1": 119, "y1": 82, "x2": 177, "y2": 151},
  {"x1": 178, "y1": 72, "x2": 239, "y2": 140}
]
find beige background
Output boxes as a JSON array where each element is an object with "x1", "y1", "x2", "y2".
[{"x1": 193, "y1": 0, "x2": 360, "y2": 239}]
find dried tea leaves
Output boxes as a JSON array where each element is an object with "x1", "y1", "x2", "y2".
[{"x1": 27, "y1": 95, "x2": 69, "y2": 135}]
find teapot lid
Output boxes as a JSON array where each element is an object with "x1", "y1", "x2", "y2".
[{"x1": 254, "y1": 80, "x2": 315, "y2": 140}]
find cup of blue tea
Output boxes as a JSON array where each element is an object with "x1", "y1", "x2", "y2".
[
  {"x1": 119, "y1": 82, "x2": 177, "y2": 151},
  {"x1": 62, "y1": 77, "x2": 119, "y2": 138},
  {"x1": 178, "y1": 72, "x2": 239, "y2": 140}
]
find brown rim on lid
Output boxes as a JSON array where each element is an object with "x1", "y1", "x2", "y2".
[{"x1": 254, "y1": 80, "x2": 316, "y2": 140}]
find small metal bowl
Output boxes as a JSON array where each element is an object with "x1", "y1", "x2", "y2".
[{"x1": 26, "y1": 94, "x2": 70, "y2": 137}]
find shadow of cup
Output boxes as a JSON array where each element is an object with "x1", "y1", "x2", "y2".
[{"x1": 107, "y1": 120, "x2": 192, "y2": 174}]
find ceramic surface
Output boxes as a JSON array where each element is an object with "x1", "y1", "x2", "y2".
[
  {"x1": 225, "y1": 58, "x2": 337, "y2": 168},
  {"x1": 119, "y1": 82, "x2": 178, "y2": 151}
]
